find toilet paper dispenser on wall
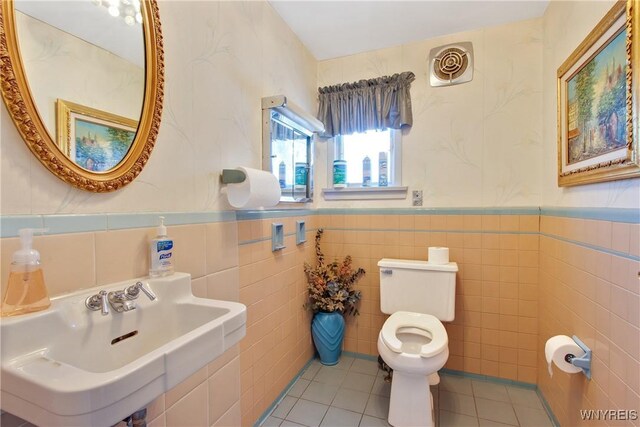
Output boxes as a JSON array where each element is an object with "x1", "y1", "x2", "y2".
[
  {"x1": 565, "y1": 335, "x2": 592, "y2": 379},
  {"x1": 221, "y1": 169, "x2": 246, "y2": 184},
  {"x1": 221, "y1": 167, "x2": 281, "y2": 209},
  {"x1": 546, "y1": 334, "x2": 592, "y2": 380}
]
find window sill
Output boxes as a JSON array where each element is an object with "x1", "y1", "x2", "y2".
[{"x1": 322, "y1": 186, "x2": 408, "y2": 200}]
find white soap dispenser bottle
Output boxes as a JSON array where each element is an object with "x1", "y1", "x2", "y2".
[{"x1": 149, "y1": 216, "x2": 174, "y2": 277}]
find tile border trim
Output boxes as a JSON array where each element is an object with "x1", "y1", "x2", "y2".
[
  {"x1": 318, "y1": 207, "x2": 542, "y2": 216},
  {"x1": 237, "y1": 209, "x2": 317, "y2": 221},
  {"x1": 342, "y1": 351, "x2": 379, "y2": 362},
  {"x1": 439, "y1": 368, "x2": 536, "y2": 389},
  {"x1": 253, "y1": 357, "x2": 315, "y2": 427},
  {"x1": 238, "y1": 228, "x2": 319, "y2": 246},
  {"x1": 540, "y1": 232, "x2": 640, "y2": 262},
  {"x1": 3, "y1": 206, "x2": 638, "y2": 238},
  {"x1": 541, "y1": 206, "x2": 640, "y2": 223},
  {"x1": 0, "y1": 211, "x2": 236, "y2": 238},
  {"x1": 536, "y1": 387, "x2": 562, "y2": 427}
]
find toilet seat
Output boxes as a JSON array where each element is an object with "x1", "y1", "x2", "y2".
[{"x1": 381, "y1": 311, "x2": 448, "y2": 358}]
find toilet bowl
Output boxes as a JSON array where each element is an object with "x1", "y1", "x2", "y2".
[
  {"x1": 377, "y1": 258, "x2": 457, "y2": 427},
  {"x1": 377, "y1": 311, "x2": 449, "y2": 427}
]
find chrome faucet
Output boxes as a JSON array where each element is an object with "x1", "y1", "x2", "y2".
[
  {"x1": 125, "y1": 281, "x2": 157, "y2": 301},
  {"x1": 85, "y1": 282, "x2": 156, "y2": 315},
  {"x1": 108, "y1": 290, "x2": 136, "y2": 313},
  {"x1": 85, "y1": 290, "x2": 109, "y2": 315}
]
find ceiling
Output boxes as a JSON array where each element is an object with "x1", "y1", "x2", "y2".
[{"x1": 269, "y1": 1, "x2": 549, "y2": 60}]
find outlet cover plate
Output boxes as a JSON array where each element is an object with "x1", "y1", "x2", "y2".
[{"x1": 412, "y1": 190, "x2": 423, "y2": 206}]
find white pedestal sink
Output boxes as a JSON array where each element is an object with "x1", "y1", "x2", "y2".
[{"x1": 0, "y1": 272, "x2": 246, "y2": 426}]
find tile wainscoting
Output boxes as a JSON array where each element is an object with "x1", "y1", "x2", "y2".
[{"x1": 1, "y1": 206, "x2": 638, "y2": 426}]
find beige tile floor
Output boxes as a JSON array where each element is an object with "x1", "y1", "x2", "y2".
[{"x1": 261, "y1": 356, "x2": 554, "y2": 427}]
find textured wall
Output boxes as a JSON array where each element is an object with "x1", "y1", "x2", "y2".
[
  {"x1": 315, "y1": 18, "x2": 543, "y2": 208},
  {"x1": 1, "y1": 1, "x2": 317, "y2": 215},
  {"x1": 541, "y1": 0, "x2": 640, "y2": 208}
]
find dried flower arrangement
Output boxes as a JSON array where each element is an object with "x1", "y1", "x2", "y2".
[{"x1": 303, "y1": 229, "x2": 365, "y2": 315}]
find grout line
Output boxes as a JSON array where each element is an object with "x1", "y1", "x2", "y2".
[
  {"x1": 536, "y1": 387, "x2": 561, "y2": 427},
  {"x1": 253, "y1": 357, "x2": 315, "y2": 427},
  {"x1": 238, "y1": 227, "x2": 319, "y2": 246},
  {"x1": 439, "y1": 368, "x2": 536, "y2": 390},
  {"x1": 239, "y1": 226, "x2": 639, "y2": 261}
]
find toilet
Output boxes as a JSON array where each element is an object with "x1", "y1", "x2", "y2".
[{"x1": 377, "y1": 258, "x2": 458, "y2": 427}]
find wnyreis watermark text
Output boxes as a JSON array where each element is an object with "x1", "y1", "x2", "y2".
[{"x1": 580, "y1": 410, "x2": 638, "y2": 421}]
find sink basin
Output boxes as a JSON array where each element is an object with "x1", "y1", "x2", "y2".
[{"x1": 0, "y1": 272, "x2": 246, "y2": 426}]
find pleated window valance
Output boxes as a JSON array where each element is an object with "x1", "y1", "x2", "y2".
[{"x1": 317, "y1": 71, "x2": 416, "y2": 138}]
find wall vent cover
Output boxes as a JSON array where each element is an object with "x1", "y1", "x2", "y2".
[{"x1": 429, "y1": 42, "x2": 473, "y2": 87}]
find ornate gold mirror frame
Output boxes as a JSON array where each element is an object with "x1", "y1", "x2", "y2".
[{"x1": 0, "y1": 0, "x2": 164, "y2": 192}]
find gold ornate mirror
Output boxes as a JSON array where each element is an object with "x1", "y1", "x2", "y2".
[{"x1": 0, "y1": 0, "x2": 164, "y2": 192}]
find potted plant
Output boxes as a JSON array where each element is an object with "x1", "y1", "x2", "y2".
[{"x1": 304, "y1": 229, "x2": 365, "y2": 365}]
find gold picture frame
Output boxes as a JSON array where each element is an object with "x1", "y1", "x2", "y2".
[
  {"x1": 56, "y1": 99, "x2": 138, "y2": 173},
  {"x1": 0, "y1": 0, "x2": 164, "y2": 192},
  {"x1": 557, "y1": 0, "x2": 638, "y2": 187}
]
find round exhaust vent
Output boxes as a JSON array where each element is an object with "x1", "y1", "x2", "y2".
[
  {"x1": 433, "y1": 48, "x2": 469, "y2": 81},
  {"x1": 428, "y1": 42, "x2": 474, "y2": 87}
]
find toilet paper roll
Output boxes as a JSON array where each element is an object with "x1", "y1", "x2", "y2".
[
  {"x1": 226, "y1": 167, "x2": 281, "y2": 209},
  {"x1": 545, "y1": 335, "x2": 584, "y2": 377},
  {"x1": 428, "y1": 247, "x2": 449, "y2": 264}
]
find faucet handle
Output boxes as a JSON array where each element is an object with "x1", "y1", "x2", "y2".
[
  {"x1": 85, "y1": 290, "x2": 109, "y2": 315},
  {"x1": 125, "y1": 281, "x2": 157, "y2": 301}
]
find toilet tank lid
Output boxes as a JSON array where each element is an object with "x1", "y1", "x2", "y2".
[{"x1": 377, "y1": 258, "x2": 458, "y2": 272}]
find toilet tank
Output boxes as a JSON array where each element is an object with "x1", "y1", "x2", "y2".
[{"x1": 378, "y1": 258, "x2": 458, "y2": 321}]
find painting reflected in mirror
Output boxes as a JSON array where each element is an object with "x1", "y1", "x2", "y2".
[{"x1": 57, "y1": 100, "x2": 137, "y2": 172}]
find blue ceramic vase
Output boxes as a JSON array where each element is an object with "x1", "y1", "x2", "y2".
[{"x1": 311, "y1": 311, "x2": 345, "y2": 365}]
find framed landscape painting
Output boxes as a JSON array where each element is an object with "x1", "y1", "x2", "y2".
[
  {"x1": 557, "y1": 0, "x2": 639, "y2": 187},
  {"x1": 56, "y1": 99, "x2": 138, "y2": 172}
]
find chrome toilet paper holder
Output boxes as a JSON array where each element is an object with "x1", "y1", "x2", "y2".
[{"x1": 565, "y1": 335, "x2": 592, "y2": 379}]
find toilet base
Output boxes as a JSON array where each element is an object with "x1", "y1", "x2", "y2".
[{"x1": 388, "y1": 370, "x2": 434, "y2": 427}]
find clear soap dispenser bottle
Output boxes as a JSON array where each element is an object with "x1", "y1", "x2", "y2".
[
  {"x1": 1, "y1": 228, "x2": 51, "y2": 317},
  {"x1": 149, "y1": 216, "x2": 174, "y2": 277}
]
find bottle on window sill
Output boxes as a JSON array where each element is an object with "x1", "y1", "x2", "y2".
[
  {"x1": 362, "y1": 156, "x2": 371, "y2": 187},
  {"x1": 379, "y1": 152, "x2": 388, "y2": 187},
  {"x1": 333, "y1": 160, "x2": 347, "y2": 188}
]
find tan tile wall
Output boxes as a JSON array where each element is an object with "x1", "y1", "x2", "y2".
[
  {"x1": 0, "y1": 221, "x2": 242, "y2": 427},
  {"x1": 236, "y1": 215, "x2": 318, "y2": 426},
  {"x1": 538, "y1": 216, "x2": 640, "y2": 427},
  {"x1": 5, "y1": 211, "x2": 637, "y2": 427},
  {"x1": 318, "y1": 213, "x2": 541, "y2": 384}
]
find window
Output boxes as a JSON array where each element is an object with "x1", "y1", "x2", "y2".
[
  {"x1": 336, "y1": 129, "x2": 396, "y2": 187},
  {"x1": 324, "y1": 129, "x2": 406, "y2": 200}
]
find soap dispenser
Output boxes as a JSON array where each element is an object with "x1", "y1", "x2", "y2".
[
  {"x1": 1, "y1": 228, "x2": 51, "y2": 317},
  {"x1": 149, "y1": 216, "x2": 174, "y2": 277}
]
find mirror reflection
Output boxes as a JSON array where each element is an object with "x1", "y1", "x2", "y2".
[
  {"x1": 269, "y1": 111, "x2": 313, "y2": 201},
  {"x1": 14, "y1": 0, "x2": 145, "y2": 172}
]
